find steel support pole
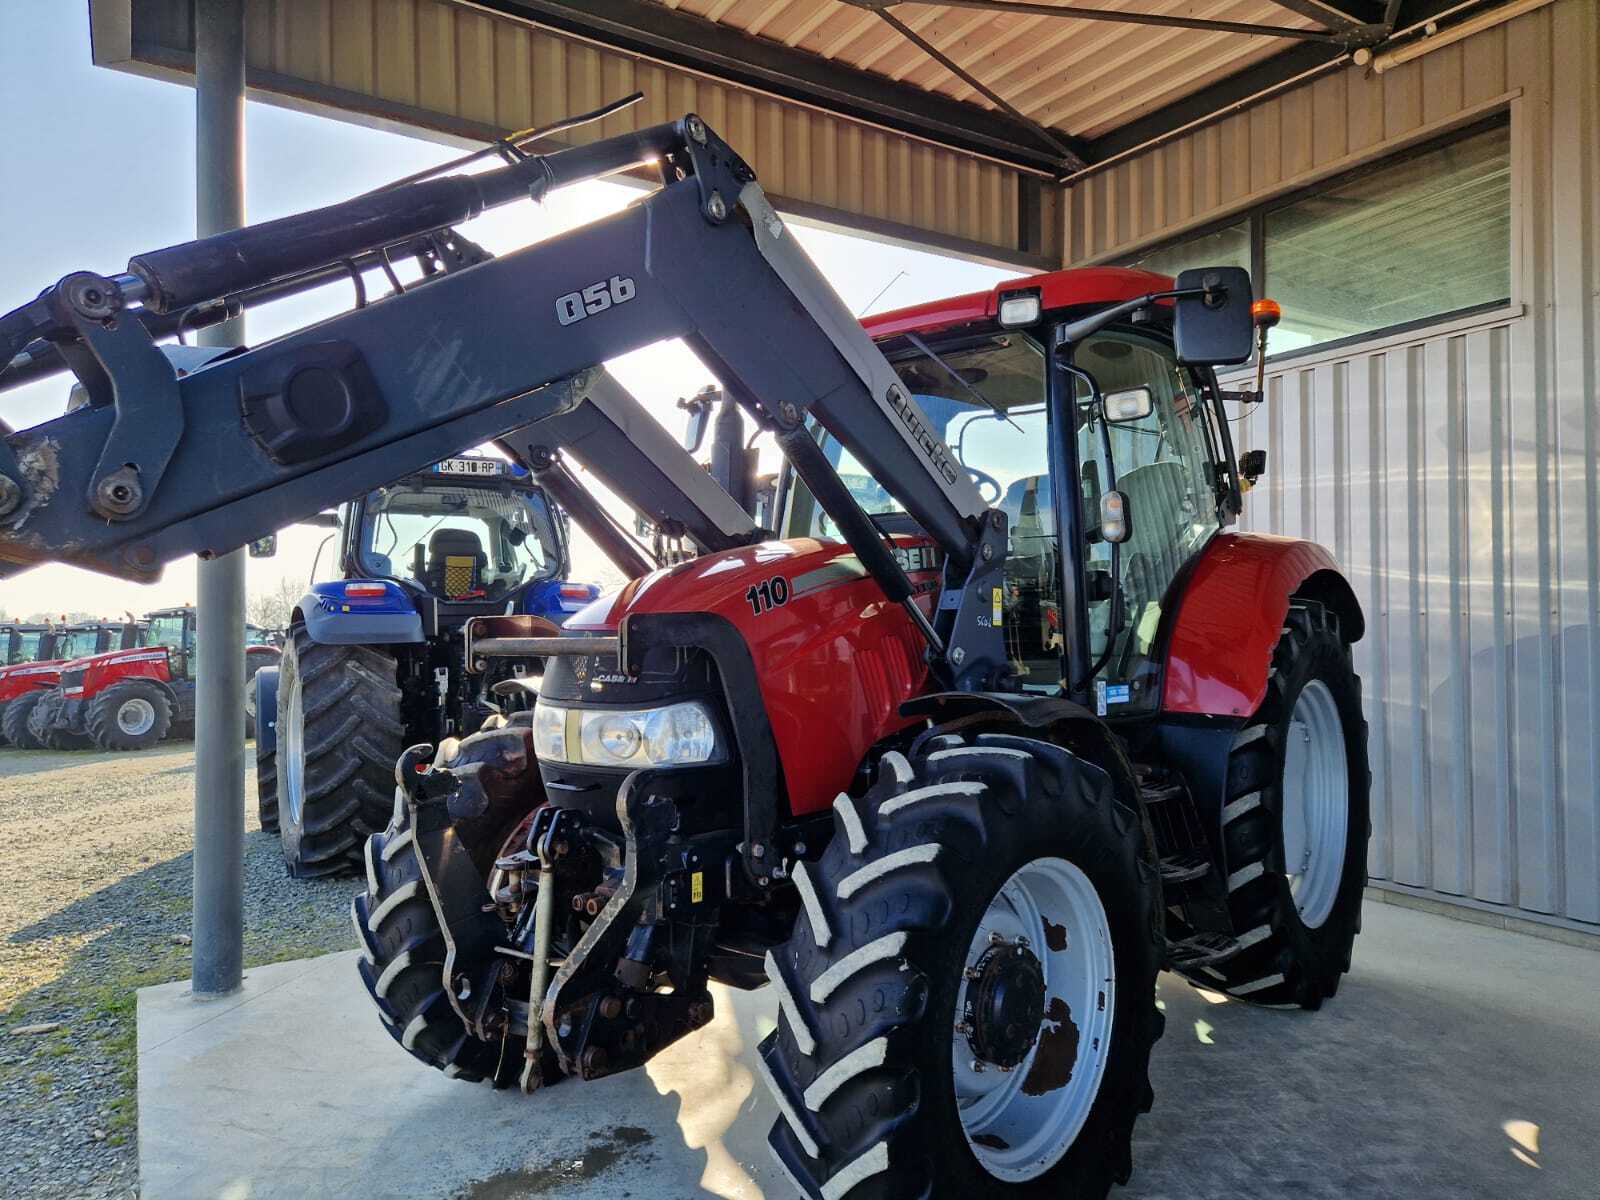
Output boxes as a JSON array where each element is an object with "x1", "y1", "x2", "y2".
[{"x1": 191, "y1": 0, "x2": 247, "y2": 999}]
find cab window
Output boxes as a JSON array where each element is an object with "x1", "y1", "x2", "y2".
[{"x1": 787, "y1": 334, "x2": 1066, "y2": 690}]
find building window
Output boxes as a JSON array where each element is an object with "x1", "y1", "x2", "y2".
[
  {"x1": 1116, "y1": 118, "x2": 1511, "y2": 357},
  {"x1": 1122, "y1": 220, "x2": 1250, "y2": 282}
]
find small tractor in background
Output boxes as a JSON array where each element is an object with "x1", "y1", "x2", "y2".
[
  {"x1": 251, "y1": 455, "x2": 600, "y2": 877},
  {"x1": 1, "y1": 620, "x2": 140, "y2": 747},
  {"x1": 36, "y1": 607, "x2": 280, "y2": 752},
  {"x1": 0, "y1": 111, "x2": 1371, "y2": 1199}
]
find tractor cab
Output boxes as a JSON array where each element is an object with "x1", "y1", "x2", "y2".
[
  {"x1": 784, "y1": 266, "x2": 1260, "y2": 717},
  {"x1": 2, "y1": 624, "x2": 54, "y2": 665},
  {"x1": 342, "y1": 456, "x2": 570, "y2": 613}
]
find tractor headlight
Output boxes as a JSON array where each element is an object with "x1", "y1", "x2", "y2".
[{"x1": 532, "y1": 699, "x2": 722, "y2": 767}]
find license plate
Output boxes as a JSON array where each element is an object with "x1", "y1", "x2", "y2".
[{"x1": 435, "y1": 458, "x2": 501, "y2": 476}]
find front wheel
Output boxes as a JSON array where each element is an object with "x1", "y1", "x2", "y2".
[
  {"x1": 28, "y1": 688, "x2": 93, "y2": 750},
  {"x1": 1204, "y1": 599, "x2": 1369, "y2": 1007},
  {"x1": 86, "y1": 681, "x2": 173, "y2": 751},
  {"x1": 760, "y1": 733, "x2": 1163, "y2": 1199},
  {"x1": 2, "y1": 693, "x2": 45, "y2": 749}
]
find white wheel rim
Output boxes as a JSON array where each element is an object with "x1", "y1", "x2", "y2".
[
  {"x1": 953, "y1": 856, "x2": 1116, "y2": 1182},
  {"x1": 282, "y1": 672, "x2": 306, "y2": 826},
  {"x1": 244, "y1": 682, "x2": 256, "y2": 721},
  {"x1": 117, "y1": 698, "x2": 156, "y2": 737},
  {"x1": 1280, "y1": 678, "x2": 1349, "y2": 929}
]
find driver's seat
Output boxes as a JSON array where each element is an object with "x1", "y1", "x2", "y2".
[{"x1": 427, "y1": 528, "x2": 486, "y2": 598}]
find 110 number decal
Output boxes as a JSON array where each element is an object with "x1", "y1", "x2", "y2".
[{"x1": 745, "y1": 576, "x2": 790, "y2": 616}]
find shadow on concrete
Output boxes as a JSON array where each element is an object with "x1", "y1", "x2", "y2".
[{"x1": 132, "y1": 902, "x2": 1600, "y2": 1200}]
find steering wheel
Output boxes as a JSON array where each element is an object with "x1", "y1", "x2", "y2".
[{"x1": 967, "y1": 466, "x2": 1002, "y2": 504}]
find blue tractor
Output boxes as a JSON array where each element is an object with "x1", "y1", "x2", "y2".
[{"x1": 255, "y1": 455, "x2": 599, "y2": 876}]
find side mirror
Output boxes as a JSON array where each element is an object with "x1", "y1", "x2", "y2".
[
  {"x1": 678, "y1": 386, "x2": 718, "y2": 454},
  {"x1": 1104, "y1": 386, "x2": 1154, "y2": 424},
  {"x1": 1174, "y1": 266, "x2": 1254, "y2": 366},
  {"x1": 248, "y1": 534, "x2": 278, "y2": 558},
  {"x1": 682, "y1": 406, "x2": 709, "y2": 454},
  {"x1": 1238, "y1": 449, "x2": 1267, "y2": 490}
]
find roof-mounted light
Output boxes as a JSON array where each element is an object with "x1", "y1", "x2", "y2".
[{"x1": 997, "y1": 289, "x2": 1042, "y2": 328}]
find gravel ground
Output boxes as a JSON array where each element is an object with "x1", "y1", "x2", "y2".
[{"x1": 0, "y1": 743, "x2": 356, "y2": 1198}]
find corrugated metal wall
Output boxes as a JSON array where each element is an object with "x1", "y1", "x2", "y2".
[
  {"x1": 95, "y1": 0, "x2": 1056, "y2": 267},
  {"x1": 1067, "y1": 0, "x2": 1599, "y2": 928}
]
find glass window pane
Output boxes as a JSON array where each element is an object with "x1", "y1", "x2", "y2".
[
  {"x1": 1120, "y1": 221, "x2": 1250, "y2": 282},
  {"x1": 1264, "y1": 123, "x2": 1510, "y2": 352}
]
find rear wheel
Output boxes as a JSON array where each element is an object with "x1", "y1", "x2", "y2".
[
  {"x1": 2, "y1": 693, "x2": 44, "y2": 749},
  {"x1": 255, "y1": 669, "x2": 280, "y2": 833},
  {"x1": 85, "y1": 682, "x2": 171, "y2": 751},
  {"x1": 1203, "y1": 600, "x2": 1369, "y2": 1007},
  {"x1": 760, "y1": 732, "x2": 1164, "y2": 1200},
  {"x1": 277, "y1": 627, "x2": 403, "y2": 877}
]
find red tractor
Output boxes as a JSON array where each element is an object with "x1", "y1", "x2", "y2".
[
  {"x1": 0, "y1": 114, "x2": 1367, "y2": 1197},
  {"x1": 40, "y1": 607, "x2": 280, "y2": 751},
  {"x1": 0, "y1": 621, "x2": 138, "y2": 748}
]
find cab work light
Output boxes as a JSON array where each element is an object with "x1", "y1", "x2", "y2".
[{"x1": 997, "y1": 289, "x2": 1041, "y2": 328}]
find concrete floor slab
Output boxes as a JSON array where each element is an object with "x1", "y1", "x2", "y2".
[{"x1": 137, "y1": 903, "x2": 1599, "y2": 1199}]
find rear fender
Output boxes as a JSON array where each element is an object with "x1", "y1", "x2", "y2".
[
  {"x1": 297, "y1": 581, "x2": 423, "y2": 645},
  {"x1": 1161, "y1": 533, "x2": 1363, "y2": 718},
  {"x1": 254, "y1": 667, "x2": 280, "y2": 754}
]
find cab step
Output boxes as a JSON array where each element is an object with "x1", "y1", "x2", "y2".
[
  {"x1": 1159, "y1": 851, "x2": 1211, "y2": 886},
  {"x1": 1165, "y1": 930, "x2": 1245, "y2": 970}
]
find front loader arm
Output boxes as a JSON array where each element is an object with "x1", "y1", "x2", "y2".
[{"x1": 0, "y1": 116, "x2": 1008, "y2": 688}]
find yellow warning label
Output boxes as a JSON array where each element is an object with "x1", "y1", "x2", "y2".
[
  {"x1": 992, "y1": 586, "x2": 1004, "y2": 626},
  {"x1": 691, "y1": 871, "x2": 704, "y2": 904}
]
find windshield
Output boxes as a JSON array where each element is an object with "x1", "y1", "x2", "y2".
[
  {"x1": 144, "y1": 615, "x2": 189, "y2": 652},
  {"x1": 245, "y1": 625, "x2": 275, "y2": 645},
  {"x1": 356, "y1": 479, "x2": 561, "y2": 603},
  {"x1": 791, "y1": 335, "x2": 1049, "y2": 535},
  {"x1": 11, "y1": 632, "x2": 43, "y2": 663},
  {"x1": 56, "y1": 630, "x2": 102, "y2": 660}
]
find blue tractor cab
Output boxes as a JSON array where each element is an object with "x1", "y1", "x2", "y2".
[{"x1": 256, "y1": 455, "x2": 599, "y2": 875}]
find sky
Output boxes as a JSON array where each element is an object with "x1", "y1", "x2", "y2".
[{"x1": 0, "y1": 0, "x2": 1014, "y2": 621}]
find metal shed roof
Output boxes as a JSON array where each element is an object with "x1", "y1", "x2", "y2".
[{"x1": 89, "y1": 0, "x2": 1504, "y2": 266}]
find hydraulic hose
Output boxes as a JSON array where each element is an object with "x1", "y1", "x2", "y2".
[{"x1": 126, "y1": 122, "x2": 687, "y2": 313}]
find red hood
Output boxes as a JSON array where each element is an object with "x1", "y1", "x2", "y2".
[
  {"x1": 63, "y1": 647, "x2": 170, "y2": 670},
  {"x1": 0, "y1": 659, "x2": 68, "y2": 681},
  {"x1": 567, "y1": 538, "x2": 881, "y2": 631}
]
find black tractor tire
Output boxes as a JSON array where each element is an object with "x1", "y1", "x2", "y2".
[
  {"x1": 1202, "y1": 599, "x2": 1369, "y2": 1008},
  {"x1": 276, "y1": 627, "x2": 404, "y2": 878},
  {"x1": 2, "y1": 693, "x2": 44, "y2": 749},
  {"x1": 244, "y1": 675, "x2": 257, "y2": 742},
  {"x1": 257, "y1": 734, "x2": 280, "y2": 834},
  {"x1": 27, "y1": 688, "x2": 93, "y2": 750},
  {"x1": 760, "y1": 732, "x2": 1164, "y2": 1200},
  {"x1": 354, "y1": 804, "x2": 500, "y2": 1081},
  {"x1": 86, "y1": 681, "x2": 173, "y2": 751}
]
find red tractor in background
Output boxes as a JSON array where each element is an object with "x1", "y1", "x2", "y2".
[
  {"x1": 36, "y1": 607, "x2": 280, "y2": 751},
  {"x1": 1, "y1": 620, "x2": 140, "y2": 748}
]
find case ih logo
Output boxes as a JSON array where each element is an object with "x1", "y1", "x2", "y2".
[{"x1": 555, "y1": 275, "x2": 637, "y2": 326}]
